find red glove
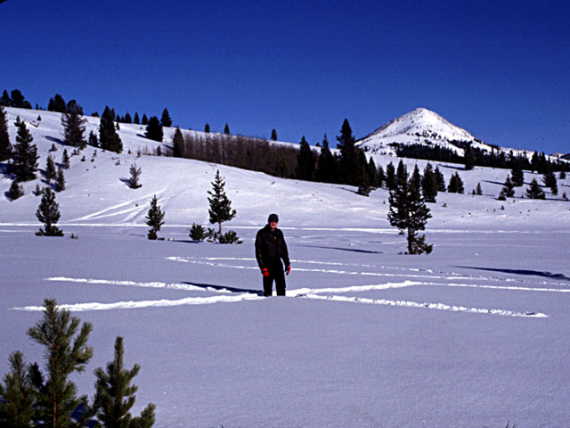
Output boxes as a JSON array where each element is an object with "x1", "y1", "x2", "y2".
[
  {"x1": 286, "y1": 265, "x2": 292, "y2": 275},
  {"x1": 261, "y1": 268, "x2": 270, "y2": 277}
]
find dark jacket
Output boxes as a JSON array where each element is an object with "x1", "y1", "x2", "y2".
[{"x1": 255, "y1": 225, "x2": 290, "y2": 269}]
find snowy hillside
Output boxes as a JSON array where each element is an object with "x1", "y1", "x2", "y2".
[{"x1": 1, "y1": 107, "x2": 570, "y2": 230}]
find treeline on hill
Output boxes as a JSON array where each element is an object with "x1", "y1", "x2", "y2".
[{"x1": 395, "y1": 141, "x2": 570, "y2": 173}]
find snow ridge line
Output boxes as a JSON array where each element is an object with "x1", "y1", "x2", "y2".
[
  {"x1": 299, "y1": 294, "x2": 547, "y2": 318},
  {"x1": 13, "y1": 294, "x2": 263, "y2": 312}
]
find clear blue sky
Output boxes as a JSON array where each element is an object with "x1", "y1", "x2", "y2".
[{"x1": 2, "y1": 0, "x2": 569, "y2": 153}]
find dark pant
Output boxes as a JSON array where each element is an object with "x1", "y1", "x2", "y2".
[{"x1": 263, "y1": 261, "x2": 286, "y2": 296}]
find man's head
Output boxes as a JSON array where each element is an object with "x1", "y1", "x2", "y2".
[{"x1": 267, "y1": 213, "x2": 279, "y2": 230}]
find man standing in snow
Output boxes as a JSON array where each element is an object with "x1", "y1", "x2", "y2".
[{"x1": 255, "y1": 214, "x2": 291, "y2": 296}]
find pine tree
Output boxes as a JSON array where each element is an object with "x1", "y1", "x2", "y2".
[
  {"x1": 6, "y1": 180, "x2": 24, "y2": 201},
  {"x1": 464, "y1": 146, "x2": 475, "y2": 170},
  {"x1": 543, "y1": 171, "x2": 558, "y2": 195},
  {"x1": 475, "y1": 183, "x2": 483, "y2": 195},
  {"x1": 66, "y1": 100, "x2": 84, "y2": 115},
  {"x1": 376, "y1": 165, "x2": 385, "y2": 188},
  {"x1": 36, "y1": 188, "x2": 64, "y2": 236},
  {"x1": 526, "y1": 178, "x2": 546, "y2": 200},
  {"x1": 208, "y1": 170, "x2": 236, "y2": 235},
  {"x1": 10, "y1": 90, "x2": 30, "y2": 109},
  {"x1": 387, "y1": 167, "x2": 432, "y2": 254},
  {"x1": 223, "y1": 123, "x2": 230, "y2": 135},
  {"x1": 336, "y1": 119, "x2": 359, "y2": 185},
  {"x1": 99, "y1": 106, "x2": 123, "y2": 153},
  {"x1": 502, "y1": 175, "x2": 515, "y2": 198},
  {"x1": 434, "y1": 167, "x2": 446, "y2": 192},
  {"x1": 127, "y1": 164, "x2": 142, "y2": 189},
  {"x1": 396, "y1": 160, "x2": 408, "y2": 188},
  {"x1": 367, "y1": 157, "x2": 377, "y2": 188},
  {"x1": 560, "y1": 170, "x2": 567, "y2": 180},
  {"x1": 145, "y1": 195, "x2": 165, "y2": 240},
  {"x1": 0, "y1": 106, "x2": 12, "y2": 161},
  {"x1": 0, "y1": 90, "x2": 11, "y2": 107},
  {"x1": 385, "y1": 162, "x2": 396, "y2": 190},
  {"x1": 61, "y1": 108, "x2": 86, "y2": 149},
  {"x1": 296, "y1": 136, "x2": 315, "y2": 180},
  {"x1": 47, "y1": 94, "x2": 67, "y2": 113},
  {"x1": 172, "y1": 127, "x2": 184, "y2": 158},
  {"x1": 160, "y1": 108, "x2": 172, "y2": 127},
  {"x1": 204, "y1": 123, "x2": 211, "y2": 133},
  {"x1": 12, "y1": 119, "x2": 38, "y2": 181},
  {"x1": 271, "y1": 129, "x2": 278, "y2": 140},
  {"x1": 45, "y1": 155, "x2": 57, "y2": 182},
  {"x1": 144, "y1": 116, "x2": 163, "y2": 142},
  {"x1": 133, "y1": 112, "x2": 140, "y2": 124},
  {"x1": 511, "y1": 166, "x2": 524, "y2": 186},
  {"x1": 88, "y1": 131, "x2": 98, "y2": 147},
  {"x1": 94, "y1": 337, "x2": 156, "y2": 428},
  {"x1": 62, "y1": 149, "x2": 70, "y2": 169},
  {"x1": 124, "y1": 112, "x2": 132, "y2": 124},
  {"x1": 421, "y1": 163, "x2": 438, "y2": 203},
  {"x1": 315, "y1": 135, "x2": 337, "y2": 183},
  {"x1": 54, "y1": 167, "x2": 65, "y2": 192},
  {"x1": 27, "y1": 299, "x2": 92, "y2": 427},
  {"x1": 447, "y1": 172, "x2": 464, "y2": 194},
  {"x1": 0, "y1": 352, "x2": 36, "y2": 428},
  {"x1": 141, "y1": 114, "x2": 149, "y2": 125}
]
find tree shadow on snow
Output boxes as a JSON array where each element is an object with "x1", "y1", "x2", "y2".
[
  {"x1": 438, "y1": 164, "x2": 467, "y2": 171},
  {"x1": 455, "y1": 266, "x2": 570, "y2": 282},
  {"x1": 300, "y1": 244, "x2": 383, "y2": 254},
  {"x1": 182, "y1": 281, "x2": 264, "y2": 296}
]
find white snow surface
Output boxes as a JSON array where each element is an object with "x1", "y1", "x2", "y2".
[{"x1": 1, "y1": 107, "x2": 570, "y2": 427}]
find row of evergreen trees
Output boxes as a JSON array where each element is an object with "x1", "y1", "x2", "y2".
[
  {"x1": 0, "y1": 299, "x2": 156, "y2": 427},
  {"x1": 0, "y1": 89, "x2": 33, "y2": 109}
]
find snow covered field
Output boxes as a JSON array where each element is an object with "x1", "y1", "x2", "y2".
[{"x1": 1, "y1": 107, "x2": 570, "y2": 427}]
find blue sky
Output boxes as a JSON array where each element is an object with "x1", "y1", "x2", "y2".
[{"x1": 2, "y1": 0, "x2": 569, "y2": 153}]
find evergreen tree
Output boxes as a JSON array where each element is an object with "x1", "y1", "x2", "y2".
[
  {"x1": 223, "y1": 123, "x2": 230, "y2": 135},
  {"x1": 10, "y1": 90, "x2": 31, "y2": 109},
  {"x1": 271, "y1": 129, "x2": 278, "y2": 140},
  {"x1": 12, "y1": 119, "x2": 38, "y2": 181},
  {"x1": 464, "y1": 146, "x2": 475, "y2": 170},
  {"x1": 315, "y1": 135, "x2": 337, "y2": 183},
  {"x1": 0, "y1": 352, "x2": 36, "y2": 428},
  {"x1": 367, "y1": 157, "x2": 377, "y2": 188},
  {"x1": 204, "y1": 123, "x2": 211, "y2": 133},
  {"x1": 475, "y1": 183, "x2": 483, "y2": 195},
  {"x1": 88, "y1": 131, "x2": 98, "y2": 147},
  {"x1": 385, "y1": 162, "x2": 396, "y2": 190},
  {"x1": 124, "y1": 112, "x2": 132, "y2": 124},
  {"x1": 172, "y1": 127, "x2": 184, "y2": 158},
  {"x1": 160, "y1": 108, "x2": 172, "y2": 127},
  {"x1": 208, "y1": 170, "x2": 236, "y2": 234},
  {"x1": 144, "y1": 116, "x2": 163, "y2": 142},
  {"x1": 141, "y1": 114, "x2": 148, "y2": 125},
  {"x1": 27, "y1": 299, "x2": 92, "y2": 427},
  {"x1": 94, "y1": 337, "x2": 156, "y2": 428},
  {"x1": 447, "y1": 172, "x2": 464, "y2": 194},
  {"x1": 511, "y1": 166, "x2": 524, "y2": 186},
  {"x1": 526, "y1": 178, "x2": 546, "y2": 199},
  {"x1": 0, "y1": 90, "x2": 11, "y2": 107},
  {"x1": 296, "y1": 136, "x2": 315, "y2": 180},
  {"x1": 543, "y1": 171, "x2": 558, "y2": 195},
  {"x1": 62, "y1": 149, "x2": 70, "y2": 169},
  {"x1": 99, "y1": 106, "x2": 123, "y2": 153},
  {"x1": 0, "y1": 106, "x2": 12, "y2": 161},
  {"x1": 54, "y1": 167, "x2": 65, "y2": 192},
  {"x1": 6, "y1": 180, "x2": 24, "y2": 201},
  {"x1": 45, "y1": 155, "x2": 57, "y2": 182},
  {"x1": 36, "y1": 188, "x2": 64, "y2": 236},
  {"x1": 127, "y1": 164, "x2": 142, "y2": 189},
  {"x1": 421, "y1": 163, "x2": 438, "y2": 203},
  {"x1": 434, "y1": 167, "x2": 446, "y2": 192},
  {"x1": 396, "y1": 160, "x2": 408, "y2": 188},
  {"x1": 502, "y1": 175, "x2": 515, "y2": 198},
  {"x1": 560, "y1": 170, "x2": 567, "y2": 180},
  {"x1": 48, "y1": 94, "x2": 67, "y2": 113},
  {"x1": 61, "y1": 108, "x2": 86, "y2": 149},
  {"x1": 66, "y1": 100, "x2": 84, "y2": 115},
  {"x1": 145, "y1": 195, "x2": 165, "y2": 240},
  {"x1": 376, "y1": 164, "x2": 385, "y2": 188},
  {"x1": 387, "y1": 167, "x2": 432, "y2": 254},
  {"x1": 133, "y1": 112, "x2": 140, "y2": 124},
  {"x1": 336, "y1": 119, "x2": 359, "y2": 185},
  {"x1": 410, "y1": 164, "x2": 422, "y2": 192}
]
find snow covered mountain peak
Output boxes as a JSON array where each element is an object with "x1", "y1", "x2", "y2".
[{"x1": 356, "y1": 107, "x2": 477, "y2": 156}]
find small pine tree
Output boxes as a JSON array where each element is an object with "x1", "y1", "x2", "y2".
[
  {"x1": 144, "y1": 116, "x2": 163, "y2": 142},
  {"x1": 502, "y1": 175, "x2": 515, "y2": 198},
  {"x1": 0, "y1": 90, "x2": 11, "y2": 107},
  {"x1": 511, "y1": 166, "x2": 524, "y2": 186},
  {"x1": 133, "y1": 112, "x2": 140, "y2": 124},
  {"x1": 337, "y1": 119, "x2": 359, "y2": 185},
  {"x1": 36, "y1": 188, "x2": 64, "y2": 236},
  {"x1": 223, "y1": 123, "x2": 230, "y2": 135},
  {"x1": 61, "y1": 108, "x2": 87, "y2": 149},
  {"x1": 385, "y1": 162, "x2": 396, "y2": 190},
  {"x1": 475, "y1": 183, "x2": 483, "y2": 195},
  {"x1": 315, "y1": 135, "x2": 337, "y2": 183},
  {"x1": 27, "y1": 299, "x2": 93, "y2": 427},
  {"x1": 208, "y1": 170, "x2": 236, "y2": 235},
  {"x1": 0, "y1": 106, "x2": 12, "y2": 162},
  {"x1": 142, "y1": 114, "x2": 149, "y2": 125},
  {"x1": 421, "y1": 163, "x2": 438, "y2": 203},
  {"x1": 0, "y1": 352, "x2": 36, "y2": 428},
  {"x1": 542, "y1": 171, "x2": 558, "y2": 195},
  {"x1": 88, "y1": 130, "x2": 98, "y2": 147},
  {"x1": 172, "y1": 127, "x2": 184, "y2": 158},
  {"x1": 376, "y1": 164, "x2": 386, "y2": 188},
  {"x1": 271, "y1": 129, "x2": 278, "y2": 140},
  {"x1": 99, "y1": 106, "x2": 123, "y2": 153},
  {"x1": 190, "y1": 223, "x2": 206, "y2": 241},
  {"x1": 45, "y1": 155, "x2": 57, "y2": 182},
  {"x1": 526, "y1": 178, "x2": 546, "y2": 200},
  {"x1": 6, "y1": 180, "x2": 24, "y2": 201},
  {"x1": 127, "y1": 164, "x2": 142, "y2": 189},
  {"x1": 145, "y1": 195, "x2": 165, "y2": 240},
  {"x1": 33, "y1": 184, "x2": 43, "y2": 196},
  {"x1": 204, "y1": 123, "x2": 211, "y2": 133},
  {"x1": 62, "y1": 149, "x2": 70, "y2": 169},
  {"x1": 93, "y1": 337, "x2": 156, "y2": 428},
  {"x1": 447, "y1": 172, "x2": 464, "y2": 194},
  {"x1": 54, "y1": 167, "x2": 66, "y2": 192},
  {"x1": 160, "y1": 107, "x2": 172, "y2": 127},
  {"x1": 434, "y1": 167, "x2": 446, "y2": 192},
  {"x1": 12, "y1": 120, "x2": 39, "y2": 181}
]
